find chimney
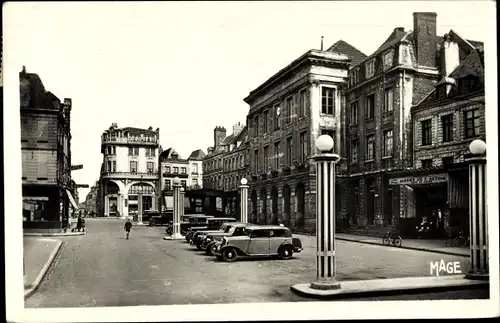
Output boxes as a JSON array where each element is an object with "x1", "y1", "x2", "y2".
[
  {"x1": 213, "y1": 126, "x2": 227, "y2": 147},
  {"x1": 111, "y1": 123, "x2": 118, "y2": 128},
  {"x1": 233, "y1": 121, "x2": 244, "y2": 137},
  {"x1": 413, "y1": 12, "x2": 437, "y2": 68},
  {"x1": 440, "y1": 33, "x2": 460, "y2": 76}
]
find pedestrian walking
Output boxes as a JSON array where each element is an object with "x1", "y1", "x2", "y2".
[
  {"x1": 76, "y1": 215, "x2": 82, "y2": 232},
  {"x1": 124, "y1": 218, "x2": 133, "y2": 239},
  {"x1": 80, "y1": 216, "x2": 86, "y2": 233}
]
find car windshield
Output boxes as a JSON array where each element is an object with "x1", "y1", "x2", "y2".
[{"x1": 226, "y1": 226, "x2": 236, "y2": 234}]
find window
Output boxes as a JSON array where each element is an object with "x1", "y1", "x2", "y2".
[
  {"x1": 351, "y1": 139, "x2": 359, "y2": 165},
  {"x1": 383, "y1": 130, "x2": 393, "y2": 157},
  {"x1": 442, "y1": 157, "x2": 454, "y2": 166},
  {"x1": 128, "y1": 147, "x2": 139, "y2": 156},
  {"x1": 130, "y1": 161, "x2": 138, "y2": 173},
  {"x1": 165, "y1": 166, "x2": 171, "y2": 173},
  {"x1": 146, "y1": 147, "x2": 156, "y2": 157},
  {"x1": 365, "y1": 59, "x2": 376, "y2": 79},
  {"x1": 37, "y1": 152, "x2": 48, "y2": 179},
  {"x1": 271, "y1": 229, "x2": 291, "y2": 237},
  {"x1": 285, "y1": 96, "x2": 293, "y2": 124},
  {"x1": 299, "y1": 90, "x2": 307, "y2": 118},
  {"x1": 181, "y1": 180, "x2": 187, "y2": 188},
  {"x1": 164, "y1": 180, "x2": 171, "y2": 191},
  {"x1": 147, "y1": 162, "x2": 154, "y2": 173},
  {"x1": 192, "y1": 179, "x2": 198, "y2": 186},
  {"x1": 250, "y1": 229, "x2": 269, "y2": 238},
  {"x1": 173, "y1": 167, "x2": 179, "y2": 174},
  {"x1": 350, "y1": 68, "x2": 359, "y2": 86},
  {"x1": 254, "y1": 115, "x2": 259, "y2": 136},
  {"x1": 263, "y1": 146, "x2": 269, "y2": 170},
  {"x1": 365, "y1": 94, "x2": 375, "y2": 119},
  {"x1": 464, "y1": 109, "x2": 480, "y2": 138},
  {"x1": 441, "y1": 114, "x2": 453, "y2": 142},
  {"x1": 383, "y1": 88, "x2": 393, "y2": 112},
  {"x1": 286, "y1": 136, "x2": 293, "y2": 166},
  {"x1": 37, "y1": 120, "x2": 49, "y2": 142},
  {"x1": 254, "y1": 149, "x2": 259, "y2": 172},
  {"x1": 274, "y1": 141, "x2": 280, "y2": 169},
  {"x1": 107, "y1": 161, "x2": 112, "y2": 172},
  {"x1": 112, "y1": 161, "x2": 116, "y2": 172},
  {"x1": 350, "y1": 101, "x2": 359, "y2": 125},
  {"x1": 106, "y1": 146, "x2": 116, "y2": 155},
  {"x1": 192, "y1": 164, "x2": 198, "y2": 173},
  {"x1": 263, "y1": 110, "x2": 269, "y2": 134},
  {"x1": 321, "y1": 87, "x2": 335, "y2": 114},
  {"x1": 181, "y1": 167, "x2": 186, "y2": 174},
  {"x1": 421, "y1": 159, "x2": 433, "y2": 168},
  {"x1": 421, "y1": 119, "x2": 432, "y2": 146},
  {"x1": 366, "y1": 135, "x2": 375, "y2": 161},
  {"x1": 383, "y1": 50, "x2": 394, "y2": 70},
  {"x1": 273, "y1": 104, "x2": 280, "y2": 130},
  {"x1": 321, "y1": 130, "x2": 335, "y2": 153},
  {"x1": 299, "y1": 132, "x2": 307, "y2": 164}
]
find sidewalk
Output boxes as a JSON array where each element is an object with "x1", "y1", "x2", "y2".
[
  {"x1": 23, "y1": 237, "x2": 63, "y2": 299},
  {"x1": 335, "y1": 233, "x2": 469, "y2": 257},
  {"x1": 24, "y1": 231, "x2": 85, "y2": 237}
]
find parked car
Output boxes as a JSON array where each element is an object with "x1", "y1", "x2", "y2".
[
  {"x1": 214, "y1": 225, "x2": 303, "y2": 262},
  {"x1": 203, "y1": 223, "x2": 251, "y2": 255},
  {"x1": 189, "y1": 217, "x2": 237, "y2": 247},
  {"x1": 147, "y1": 211, "x2": 173, "y2": 226},
  {"x1": 179, "y1": 215, "x2": 214, "y2": 235}
]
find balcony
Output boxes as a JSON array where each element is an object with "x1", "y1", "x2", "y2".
[
  {"x1": 162, "y1": 172, "x2": 189, "y2": 179},
  {"x1": 101, "y1": 171, "x2": 158, "y2": 180},
  {"x1": 101, "y1": 136, "x2": 159, "y2": 146}
]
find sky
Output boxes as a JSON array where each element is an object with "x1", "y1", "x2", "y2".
[{"x1": 3, "y1": 1, "x2": 496, "y2": 201}]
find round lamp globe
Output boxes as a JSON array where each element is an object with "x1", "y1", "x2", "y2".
[
  {"x1": 316, "y1": 135, "x2": 334, "y2": 153},
  {"x1": 173, "y1": 177, "x2": 181, "y2": 185},
  {"x1": 240, "y1": 178, "x2": 248, "y2": 185},
  {"x1": 469, "y1": 139, "x2": 486, "y2": 155}
]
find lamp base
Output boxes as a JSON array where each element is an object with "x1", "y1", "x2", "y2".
[
  {"x1": 310, "y1": 279, "x2": 341, "y2": 290},
  {"x1": 163, "y1": 234, "x2": 184, "y2": 240}
]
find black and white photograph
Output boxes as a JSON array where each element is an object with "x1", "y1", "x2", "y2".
[{"x1": 2, "y1": 1, "x2": 499, "y2": 322}]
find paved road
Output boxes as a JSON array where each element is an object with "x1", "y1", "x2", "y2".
[{"x1": 26, "y1": 219, "x2": 478, "y2": 307}]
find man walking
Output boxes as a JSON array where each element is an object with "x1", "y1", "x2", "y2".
[{"x1": 124, "y1": 218, "x2": 133, "y2": 239}]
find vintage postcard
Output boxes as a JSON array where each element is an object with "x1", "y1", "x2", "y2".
[{"x1": 3, "y1": 1, "x2": 499, "y2": 322}]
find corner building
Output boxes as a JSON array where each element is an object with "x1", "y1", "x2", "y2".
[
  {"x1": 340, "y1": 12, "x2": 484, "y2": 233},
  {"x1": 244, "y1": 48, "x2": 360, "y2": 231}
]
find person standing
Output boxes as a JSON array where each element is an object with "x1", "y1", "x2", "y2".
[
  {"x1": 76, "y1": 215, "x2": 82, "y2": 232},
  {"x1": 124, "y1": 218, "x2": 133, "y2": 239},
  {"x1": 80, "y1": 216, "x2": 86, "y2": 233}
]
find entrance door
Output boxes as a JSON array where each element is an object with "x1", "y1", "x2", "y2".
[
  {"x1": 385, "y1": 188, "x2": 393, "y2": 225},
  {"x1": 366, "y1": 184, "x2": 375, "y2": 225}
]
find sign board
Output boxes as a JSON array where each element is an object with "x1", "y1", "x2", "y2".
[
  {"x1": 71, "y1": 165, "x2": 83, "y2": 171},
  {"x1": 389, "y1": 173, "x2": 449, "y2": 186},
  {"x1": 76, "y1": 184, "x2": 89, "y2": 188}
]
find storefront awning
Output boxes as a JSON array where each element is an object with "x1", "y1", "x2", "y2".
[
  {"x1": 389, "y1": 173, "x2": 449, "y2": 186},
  {"x1": 65, "y1": 189, "x2": 78, "y2": 209}
]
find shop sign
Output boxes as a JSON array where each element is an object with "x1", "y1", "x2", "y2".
[{"x1": 389, "y1": 173, "x2": 449, "y2": 186}]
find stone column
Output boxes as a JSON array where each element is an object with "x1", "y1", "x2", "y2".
[
  {"x1": 104, "y1": 195, "x2": 109, "y2": 217},
  {"x1": 171, "y1": 183, "x2": 182, "y2": 238},
  {"x1": 239, "y1": 178, "x2": 249, "y2": 223},
  {"x1": 291, "y1": 134, "x2": 342, "y2": 296},
  {"x1": 465, "y1": 140, "x2": 488, "y2": 280},
  {"x1": 180, "y1": 188, "x2": 185, "y2": 217}
]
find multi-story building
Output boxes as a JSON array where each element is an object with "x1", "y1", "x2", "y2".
[
  {"x1": 187, "y1": 149, "x2": 206, "y2": 189},
  {"x1": 82, "y1": 182, "x2": 100, "y2": 215},
  {"x1": 99, "y1": 123, "x2": 160, "y2": 218},
  {"x1": 158, "y1": 148, "x2": 189, "y2": 212},
  {"x1": 340, "y1": 13, "x2": 483, "y2": 233},
  {"x1": 243, "y1": 44, "x2": 364, "y2": 229},
  {"x1": 202, "y1": 123, "x2": 249, "y2": 216},
  {"x1": 387, "y1": 43, "x2": 485, "y2": 236},
  {"x1": 20, "y1": 66, "x2": 77, "y2": 231}
]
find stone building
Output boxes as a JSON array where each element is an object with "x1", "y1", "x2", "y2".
[
  {"x1": 187, "y1": 149, "x2": 206, "y2": 189},
  {"x1": 387, "y1": 44, "x2": 485, "y2": 236},
  {"x1": 20, "y1": 66, "x2": 77, "y2": 231},
  {"x1": 82, "y1": 182, "x2": 99, "y2": 216},
  {"x1": 243, "y1": 45, "x2": 364, "y2": 230},
  {"x1": 99, "y1": 123, "x2": 160, "y2": 218},
  {"x1": 340, "y1": 12, "x2": 484, "y2": 234}
]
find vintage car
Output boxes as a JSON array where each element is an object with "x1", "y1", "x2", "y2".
[
  {"x1": 214, "y1": 225, "x2": 302, "y2": 262},
  {"x1": 147, "y1": 210, "x2": 173, "y2": 226},
  {"x1": 189, "y1": 217, "x2": 237, "y2": 246},
  {"x1": 179, "y1": 214, "x2": 214, "y2": 235},
  {"x1": 202, "y1": 223, "x2": 251, "y2": 255}
]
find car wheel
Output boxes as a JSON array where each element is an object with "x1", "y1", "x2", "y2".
[
  {"x1": 205, "y1": 244, "x2": 213, "y2": 255},
  {"x1": 278, "y1": 245, "x2": 293, "y2": 260},
  {"x1": 221, "y1": 248, "x2": 238, "y2": 262},
  {"x1": 149, "y1": 221, "x2": 155, "y2": 226},
  {"x1": 196, "y1": 242, "x2": 204, "y2": 251}
]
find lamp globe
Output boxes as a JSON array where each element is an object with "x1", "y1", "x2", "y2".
[
  {"x1": 469, "y1": 139, "x2": 486, "y2": 155},
  {"x1": 316, "y1": 135, "x2": 334, "y2": 153},
  {"x1": 240, "y1": 178, "x2": 248, "y2": 185}
]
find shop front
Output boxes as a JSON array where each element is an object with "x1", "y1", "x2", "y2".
[{"x1": 23, "y1": 184, "x2": 64, "y2": 232}]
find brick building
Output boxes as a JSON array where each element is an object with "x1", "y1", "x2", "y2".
[
  {"x1": 20, "y1": 66, "x2": 77, "y2": 231},
  {"x1": 340, "y1": 12, "x2": 484, "y2": 234},
  {"x1": 202, "y1": 123, "x2": 249, "y2": 217},
  {"x1": 243, "y1": 46, "x2": 363, "y2": 230},
  {"x1": 387, "y1": 43, "x2": 485, "y2": 236}
]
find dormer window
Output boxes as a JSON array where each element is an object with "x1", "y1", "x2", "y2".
[
  {"x1": 383, "y1": 50, "x2": 394, "y2": 71},
  {"x1": 365, "y1": 59, "x2": 376, "y2": 79},
  {"x1": 458, "y1": 75, "x2": 480, "y2": 94},
  {"x1": 350, "y1": 68, "x2": 360, "y2": 86}
]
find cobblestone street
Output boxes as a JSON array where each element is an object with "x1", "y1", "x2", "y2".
[{"x1": 25, "y1": 219, "x2": 474, "y2": 307}]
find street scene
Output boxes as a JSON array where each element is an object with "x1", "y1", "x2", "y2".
[{"x1": 3, "y1": 1, "x2": 497, "y2": 321}]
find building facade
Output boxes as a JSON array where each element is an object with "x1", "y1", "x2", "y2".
[
  {"x1": 82, "y1": 182, "x2": 99, "y2": 216},
  {"x1": 158, "y1": 148, "x2": 190, "y2": 212},
  {"x1": 187, "y1": 149, "x2": 206, "y2": 189},
  {"x1": 20, "y1": 67, "x2": 78, "y2": 231},
  {"x1": 388, "y1": 45, "x2": 485, "y2": 236},
  {"x1": 340, "y1": 13, "x2": 484, "y2": 233},
  {"x1": 99, "y1": 123, "x2": 160, "y2": 218},
  {"x1": 243, "y1": 49, "x2": 355, "y2": 230}
]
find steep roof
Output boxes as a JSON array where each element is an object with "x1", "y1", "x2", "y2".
[
  {"x1": 119, "y1": 127, "x2": 157, "y2": 135},
  {"x1": 326, "y1": 40, "x2": 367, "y2": 67},
  {"x1": 188, "y1": 149, "x2": 206, "y2": 161},
  {"x1": 19, "y1": 71, "x2": 54, "y2": 110}
]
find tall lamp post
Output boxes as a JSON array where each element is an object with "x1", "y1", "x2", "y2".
[
  {"x1": 164, "y1": 176, "x2": 183, "y2": 240},
  {"x1": 466, "y1": 139, "x2": 488, "y2": 280},
  {"x1": 137, "y1": 175, "x2": 144, "y2": 224},
  {"x1": 239, "y1": 178, "x2": 249, "y2": 223},
  {"x1": 291, "y1": 134, "x2": 342, "y2": 295},
  {"x1": 180, "y1": 187, "x2": 185, "y2": 218}
]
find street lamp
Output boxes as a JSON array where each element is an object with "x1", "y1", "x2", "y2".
[
  {"x1": 137, "y1": 175, "x2": 144, "y2": 224},
  {"x1": 291, "y1": 134, "x2": 342, "y2": 296},
  {"x1": 164, "y1": 176, "x2": 183, "y2": 240},
  {"x1": 180, "y1": 186, "x2": 185, "y2": 218},
  {"x1": 466, "y1": 139, "x2": 488, "y2": 280},
  {"x1": 239, "y1": 177, "x2": 249, "y2": 223}
]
